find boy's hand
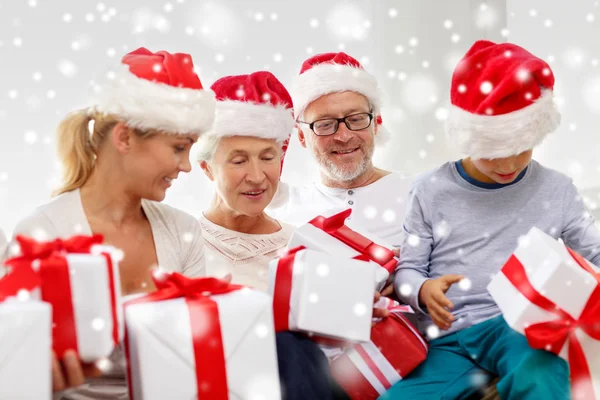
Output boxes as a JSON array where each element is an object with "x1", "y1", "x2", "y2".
[{"x1": 418, "y1": 274, "x2": 464, "y2": 330}]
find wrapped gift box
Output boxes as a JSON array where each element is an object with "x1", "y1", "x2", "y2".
[
  {"x1": 488, "y1": 226, "x2": 600, "y2": 399},
  {"x1": 0, "y1": 266, "x2": 51, "y2": 400},
  {"x1": 330, "y1": 298, "x2": 427, "y2": 399},
  {"x1": 5, "y1": 235, "x2": 124, "y2": 362},
  {"x1": 268, "y1": 247, "x2": 376, "y2": 343},
  {"x1": 287, "y1": 209, "x2": 398, "y2": 291},
  {"x1": 125, "y1": 272, "x2": 281, "y2": 400}
]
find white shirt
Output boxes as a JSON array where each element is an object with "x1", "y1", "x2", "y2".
[
  {"x1": 267, "y1": 172, "x2": 412, "y2": 248},
  {"x1": 200, "y1": 214, "x2": 294, "y2": 292}
]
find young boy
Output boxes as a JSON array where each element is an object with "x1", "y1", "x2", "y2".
[{"x1": 386, "y1": 40, "x2": 600, "y2": 400}]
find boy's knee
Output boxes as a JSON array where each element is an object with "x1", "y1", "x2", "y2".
[{"x1": 512, "y1": 350, "x2": 570, "y2": 395}]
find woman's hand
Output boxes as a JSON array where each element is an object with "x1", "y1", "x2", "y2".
[{"x1": 52, "y1": 350, "x2": 102, "y2": 392}]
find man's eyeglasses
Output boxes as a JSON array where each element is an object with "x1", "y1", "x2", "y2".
[{"x1": 298, "y1": 112, "x2": 374, "y2": 136}]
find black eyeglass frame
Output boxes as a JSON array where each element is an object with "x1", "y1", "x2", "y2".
[{"x1": 297, "y1": 112, "x2": 375, "y2": 136}]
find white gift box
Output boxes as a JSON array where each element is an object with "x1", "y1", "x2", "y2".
[
  {"x1": 288, "y1": 215, "x2": 397, "y2": 291},
  {"x1": 4, "y1": 237, "x2": 125, "y2": 364},
  {"x1": 44, "y1": 246, "x2": 124, "y2": 363},
  {"x1": 125, "y1": 287, "x2": 281, "y2": 400},
  {"x1": 269, "y1": 248, "x2": 376, "y2": 342},
  {"x1": 0, "y1": 299, "x2": 51, "y2": 400},
  {"x1": 488, "y1": 226, "x2": 600, "y2": 398}
]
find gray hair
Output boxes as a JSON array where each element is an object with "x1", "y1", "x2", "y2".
[
  {"x1": 196, "y1": 134, "x2": 288, "y2": 162},
  {"x1": 196, "y1": 134, "x2": 221, "y2": 162}
]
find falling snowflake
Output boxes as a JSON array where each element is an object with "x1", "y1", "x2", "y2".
[
  {"x1": 518, "y1": 235, "x2": 531, "y2": 248},
  {"x1": 309, "y1": 18, "x2": 319, "y2": 28},
  {"x1": 388, "y1": 8, "x2": 398, "y2": 18},
  {"x1": 443, "y1": 19, "x2": 453, "y2": 29},
  {"x1": 363, "y1": 205, "x2": 378, "y2": 219},
  {"x1": 91, "y1": 317, "x2": 106, "y2": 331},
  {"x1": 475, "y1": 3, "x2": 499, "y2": 29},
  {"x1": 24, "y1": 131, "x2": 38, "y2": 144},
  {"x1": 57, "y1": 60, "x2": 78, "y2": 77},
  {"x1": 480, "y1": 81, "x2": 493, "y2": 94},
  {"x1": 399, "y1": 283, "x2": 412, "y2": 296},
  {"x1": 435, "y1": 107, "x2": 449, "y2": 121},
  {"x1": 426, "y1": 324, "x2": 440, "y2": 339},
  {"x1": 254, "y1": 324, "x2": 269, "y2": 338},
  {"x1": 382, "y1": 209, "x2": 396, "y2": 223},
  {"x1": 308, "y1": 293, "x2": 319, "y2": 303},
  {"x1": 353, "y1": 302, "x2": 367, "y2": 316},
  {"x1": 17, "y1": 289, "x2": 31, "y2": 301},
  {"x1": 407, "y1": 234, "x2": 420, "y2": 247},
  {"x1": 316, "y1": 263, "x2": 329, "y2": 277},
  {"x1": 458, "y1": 278, "x2": 472, "y2": 291},
  {"x1": 95, "y1": 358, "x2": 112, "y2": 372},
  {"x1": 563, "y1": 48, "x2": 585, "y2": 69}
]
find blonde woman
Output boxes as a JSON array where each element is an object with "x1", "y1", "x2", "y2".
[{"x1": 11, "y1": 48, "x2": 215, "y2": 399}]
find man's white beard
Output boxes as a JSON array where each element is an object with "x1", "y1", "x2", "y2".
[{"x1": 315, "y1": 145, "x2": 374, "y2": 182}]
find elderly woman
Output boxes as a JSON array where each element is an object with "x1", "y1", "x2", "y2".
[
  {"x1": 11, "y1": 48, "x2": 215, "y2": 399},
  {"x1": 197, "y1": 71, "x2": 351, "y2": 400},
  {"x1": 196, "y1": 72, "x2": 295, "y2": 290}
]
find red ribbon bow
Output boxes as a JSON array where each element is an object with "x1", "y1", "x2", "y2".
[
  {"x1": 0, "y1": 262, "x2": 40, "y2": 301},
  {"x1": 309, "y1": 209, "x2": 397, "y2": 272},
  {"x1": 4, "y1": 234, "x2": 119, "y2": 361},
  {"x1": 125, "y1": 272, "x2": 243, "y2": 400},
  {"x1": 502, "y1": 248, "x2": 600, "y2": 399}
]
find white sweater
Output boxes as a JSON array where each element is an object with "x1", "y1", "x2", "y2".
[
  {"x1": 9, "y1": 189, "x2": 205, "y2": 277},
  {"x1": 199, "y1": 214, "x2": 294, "y2": 292},
  {"x1": 9, "y1": 189, "x2": 206, "y2": 400}
]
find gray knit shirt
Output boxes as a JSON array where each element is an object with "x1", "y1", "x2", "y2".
[{"x1": 394, "y1": 160, "x2": 600, "y2": 337}]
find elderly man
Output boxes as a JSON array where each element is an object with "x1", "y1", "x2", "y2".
[{"x1": 268, "y1": 52, "x2": 411, "y2": 249}]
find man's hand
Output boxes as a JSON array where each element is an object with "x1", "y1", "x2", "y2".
[
  {"x1": 372, "y1": 291, "x2": 389, "y2": 324},
  {"x1": 52, "y1": 350, "x2": 102, "y2": 392},
  {"x1": 380, "y1": 283, "x2": 395, "y2": 297},
  {"x1": 392, "y1": 248, "x2": 400, "y2": 257},
  {"x1": 418, "y1": 274, "x2": 464, "y2": 330}
]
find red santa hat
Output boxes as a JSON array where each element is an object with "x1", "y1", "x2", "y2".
[
  {"x1": 90, "y1": 47, "x2": 215, "y2": 135},
  {"x1": 291, "y1": 52, "x2": 389, "y2": 144},
  {"x1": 445, "y1": 40, "x2": 561, "y2": 159},
  {"x1": 199, "y1": 72, "x2": 295, "y2": 170}
]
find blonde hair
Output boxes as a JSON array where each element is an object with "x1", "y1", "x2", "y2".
[{"x1": 54, "y1": 109, "x2": 152, "y2": 196}]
